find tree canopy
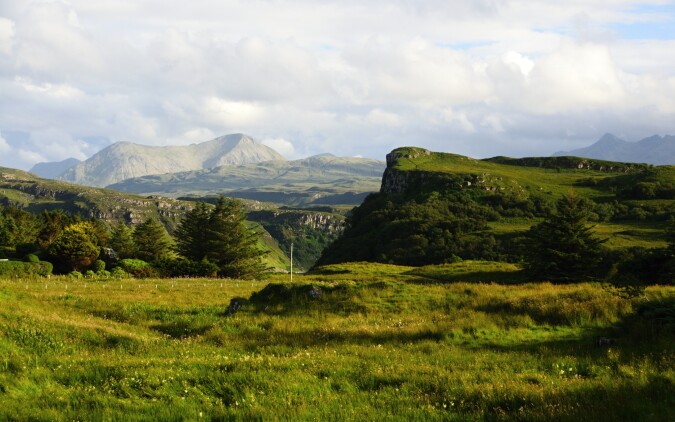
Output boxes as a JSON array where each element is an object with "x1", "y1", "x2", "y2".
[
  {"x1": 174, "y1": 197, "x2": 268, "y2": 279},
  {"x1": 524, "y1": 192, "x2": 607, "y2": 282}
]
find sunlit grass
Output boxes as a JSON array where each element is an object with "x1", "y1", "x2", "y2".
[{"x1": 0, "y1": 265, "x2": 673, "y2": 420}]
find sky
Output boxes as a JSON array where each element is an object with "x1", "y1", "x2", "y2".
[{"x1": 1, "y1": 0, "x2": 674, "y2": 170}]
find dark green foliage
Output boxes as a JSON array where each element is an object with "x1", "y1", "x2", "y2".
[
  {"x1": 174, "y1": 197, "x2": 267, "y2": 279},
  {"x1": 173, "y1": 202, "x2": 211, "y2": 261},
  {"x1": 47, "y1": 222, "x2": 102, "y2": 273},
  {"x1": 0, "y1": 260, "x2": 52, "y2": 277},
  {"x1": 24, "y1": 254, "x2": 40, "y2": 263},
  {"x1": 109, "y1": 221, "x2": 136, "y2": 259},
  {"x1": 37, "y1": 209, "x2": 75, "y2": 249},
  {"x1": 316, "y1": 189, "x2": 497, "y2": 267},
  {"x1": 133, "y1": 217, "x2": 173, "y2": 262},
  {"x1": 116, "y1": 259, "x2": 157, "y2": 278},
  {"x1": 608, "y1": 219, "x2": 675, "y2": 295},
  {"x1": 206, "y1": 198, "x2": 268, "y2": 279},
  {"x1": 153, "y1": 258, "x2": 218, "y2": 278},
  {"x1": 248, "y1": 209, "x2": 343, "y2": 270},
  {"x1": 524, "y1": 193, "x2": 607, "y2": 282},
  {"x1": 93, "y1": 259, "x2": 106, "y2": 272},
  {"x1": 0, "y1": 205, "x2": 40, "y2": 248}
]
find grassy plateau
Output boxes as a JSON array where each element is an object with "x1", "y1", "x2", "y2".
[{"x1": 0, "y1": 262, "x2": 673, "y2": 420}]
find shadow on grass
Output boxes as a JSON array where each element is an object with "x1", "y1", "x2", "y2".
[{"x1": 404, "y1": 265, "x2": 530, "y2": 285}]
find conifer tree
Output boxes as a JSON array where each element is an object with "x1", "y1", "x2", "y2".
[
  {"x1": 133, "y1": 217, "x2": 173, "y2": 261},
  {"x1": 174, "y1": 202, "x2": 212, "y2": 261},
  {"x1": 525, "y1": 192, "x2": 607, "y2": 282},
  {"x1": 174, "y1": 197, "x2": 267, "y2": 279},
  {"x1": 110, "y1": 221, "x2": 137, "y2": 259},
  {"x1": 205, "y1": 197, "x2": 268, "y2": 279}
]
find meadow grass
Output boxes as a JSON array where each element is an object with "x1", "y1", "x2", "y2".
[{"x1": 0, "y1": 266, "x2": 673, "y2": 420}]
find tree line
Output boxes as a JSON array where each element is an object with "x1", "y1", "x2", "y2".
[
  {"x1": 317, "y1": 187, "x2": 675, "y2": 292},
  {"x1": 0, "y1": 197, "x2": 267, "y2": 279}
]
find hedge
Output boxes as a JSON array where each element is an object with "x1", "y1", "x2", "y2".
[{"x1": 0, "y1": 260, "x2": 53, "y2": 278}]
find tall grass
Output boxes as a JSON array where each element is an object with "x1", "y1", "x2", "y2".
[{"x1": 0, "y1": 267, "x2": 673, "y2": 420}]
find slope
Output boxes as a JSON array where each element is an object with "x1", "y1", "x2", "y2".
[
  {"x1": 317, "y1": 147, "x2": 674, "y2": 267},
  {"x1": 107, "y1": 154, "x2": 385, "y2": 207}
]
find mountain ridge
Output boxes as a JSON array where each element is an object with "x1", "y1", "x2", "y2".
[
  {"x1": 553, "y1": 133, "x2": 675, "y2": 165},
  {"x1": 29, "y1": 157, "x2": 81, "y2": 179},
  {"x1": 58, "y1": 134, "x2": 285, "y2": 187}
]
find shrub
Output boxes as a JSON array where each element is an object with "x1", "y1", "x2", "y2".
[
  {"x1": 92, "y1": 260, "x2": 106, "y2": 272},
  {"x1": 111, "y1": 267, "x2": 128, "y2": 279},
  {"x1": 0, "y1": 260, "x2": 52, "y2": 278},
  {"x1": 97, "y1": 270, "x2": 111, "y2": 278},
  {"x1": 154, "y1": 258, "x2": 219, "y2": 278},
  {"x1": 69, "y1": 271, "x2": 83, "y2": 279},
  {"x1": 117, "y1": 259, "x2": 157, "y2": 278},
  {"x1": 24, "y1": 254, "x2": 40, "y2": 263},
  {"x1": 85, "y1": 270, "x2": 96, "y2": 278}
]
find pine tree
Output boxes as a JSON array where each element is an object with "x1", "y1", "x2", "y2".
[
  {"x1": 525, "y1": 192, "x2": 607, "y2": 282},
  {"x1": 133, "y1": 217, "x2": 173, "y2": 262},
  {"x1": 174, "y1": 202, "x2": 212, "y2": 261},
  {"x1": 173, "y1": 197, "x2": 268, "y2": 279},
  {"x1": 110, "y1": 221, "x2": 137, "y2": 259},
  {"x1": 205, "y1": 197, "x2": 268, "y2": 279}
]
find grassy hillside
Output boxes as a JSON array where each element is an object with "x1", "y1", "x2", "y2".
[
  {"x1": 0, "y1": 167, "x2": 192, "y2": 229},
  {"x1": 0, "y1": 263, "x2": 672, "y2": 420},
  {"x1": 318, "y1": 148, "x2": 674, "y2": 267}
]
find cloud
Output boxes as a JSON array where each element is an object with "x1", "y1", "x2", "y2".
[
  {"x1": 0, "y1": 17, "x2": 15, "y2": 55},
  {"x1": 0, "y1": 0, "x2": 674, "y2": 168},
  {"x1": 0, "y1": 131, "x2": 10, "y2": 153},
  {"x1": 261, "y1": 137, "x2": 295, "y2": 158}
]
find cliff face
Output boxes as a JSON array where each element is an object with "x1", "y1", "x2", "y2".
[{"x1": 381, "y1": 148, "x2": 444, "y2": 194}]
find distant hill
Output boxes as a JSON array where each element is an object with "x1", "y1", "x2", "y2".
[
  {"x1": 553, "y1": 133, "x2": 675, "y2": 165},
  {"x1": 0, "y1": 165, "x2": 348, "y2": 270},
  {"x1": 107, "y1": 154, "x2": 386, "y2": 207},
  {"x1": 0, "y1": 166, "x2": 193, "y2": 229},
  {"x1": 58, "y1": 134, "x2": 285, "y2": 187},
  {"x1": 316, "y1": 146, "x2": 675, "y2": 267},
  {"x1": 29, "y1": 158, "x2": 81, "y2": 179}
]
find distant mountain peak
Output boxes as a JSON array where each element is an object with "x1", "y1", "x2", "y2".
[
  {"x1": 553, "y1": 133, "x2": 675, "y2": 165},
  {"x1": 29, "y1": 157, "x2": 81, "y2": 179},
  {"x1": 58, "y1": 134, "x2": 285, "y2": 187}
]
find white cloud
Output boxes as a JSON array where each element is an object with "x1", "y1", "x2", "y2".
[
  {"x1": 0, "y1": 0, "x2": 674, "y2": 166},
  {"x1": 0, "y1": 17, "x2": 15, "y2": 55},
  {"x1": 261, "y1": 137, "x2": 295, "y2": 158},
  {"x1": 0, "y1": 131, "x2": 10, "y2": 153},
  {"x1": 201, "y1": 97, "x2": 265, "y2": 128},
  {"x1": 367, "y1": 109, "x2": 403, "y2": 127}
]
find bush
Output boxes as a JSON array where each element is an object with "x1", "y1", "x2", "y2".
[
  {"x1": 154, "y1": 258, "x2": 219, "y2": 278},
  {"x1": 69, "y1": 271, "x2": 83, "y2": 279},
  {"x1": 85, "y1": 270, "x2": 96, "y2": 278},
  {"x1": 117, "y1": 259, "x2": 157, "y2": 278},
  {"x1": 92, "y1": 260, "x2": 106, "y2": 272},
  {"x1": 97, "y1": 270, "x2": 111, "y2": 278},
  {"x1": 0, "y1": 260, "x2": 52, "y2": 278},
  {"x1": 111, "y1": 267, "x2": 128, "y2": 279},
  {"x1": 24, "y1": 254, "x2": 40, "y2": 263}
]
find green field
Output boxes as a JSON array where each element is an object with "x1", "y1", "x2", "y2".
[{"x1": 1, "y1": 262, "x2": 673, "y2": 420}]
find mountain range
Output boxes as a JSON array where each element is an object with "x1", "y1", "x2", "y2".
[
  {"x1": 54, "y1": 133, "x2": 285, "y2": 187},
  {"x1": 553, "y1": 133, "x2": 675, "y2": 165},
  {"x1": 28, "y1": 133, "x2": 385, "y2": 207}
]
